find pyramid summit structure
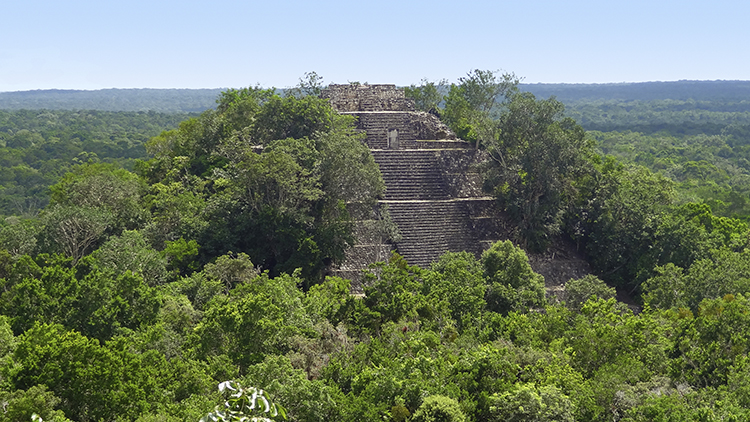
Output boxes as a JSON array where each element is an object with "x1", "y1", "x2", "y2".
[{"x1": 321, "y1": 84, "x2": 510, "y2": 287}]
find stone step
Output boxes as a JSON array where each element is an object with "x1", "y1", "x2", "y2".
[
  {"x1": 383, "y1": 200, "x2": 480, "y2": 266},
  {"x1": 372, "y1": 149, "x2": 453, "y2": 200},
  {"x1": 340, "y1": 144, "x2": 506, "y2": 281},
  {"x1": 414, "y1": 140, "x2": 473, "y2": 149}
]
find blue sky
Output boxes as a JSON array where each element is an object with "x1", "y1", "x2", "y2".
[{"x1": 1, "y1": 0, "x2": 748, "y2": 92}]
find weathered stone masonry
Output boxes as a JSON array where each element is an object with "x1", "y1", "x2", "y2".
[
  {"x1": 321, "y1": 83, "x2": 415, "y2": 112},
  {"x1": 321, "y1": 84, "x2": 507, "y2": 288},
  {"x1": 321, "y1": 84, "x2": 594, "y2": 298}
]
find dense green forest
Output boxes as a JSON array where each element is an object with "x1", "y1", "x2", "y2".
[
  {"x1": 521, "y1": 80, "x2": 750, "y2": 221},
  {"x1": 5, "y1": 81, "x2": 748, "y2": 113},
  {"x1": 0, "y1": 110, "x2": 195, "y2": 217},
  {"x1": 522, "y1": 80, "x2": 750, "y2": 103},
  {"x1": 566, "y1": 100, "x2": 750, "y2": 221},
  {"x1": 2, "y1": 75, "x2": 750, "y2": 421},
  {"x1": 0, "y1": 89, "x2": 222, "y2": 113}
]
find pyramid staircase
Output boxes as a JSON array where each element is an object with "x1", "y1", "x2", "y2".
[
  {"x1": 372, "y1": 149, "x2": 452, "y2": 200},
  {"x1": 363, "y1": 146, "x2": 595, "y2": 300},
  {"x1": 333, "y1": 141, "x2": 509, "y2": 288},
  {"x1": 322, "y1": 84, "x2": 592, "y2": 295},
  {"x1": 371, "y1": 146, "x2": 505, "y2": 268}
]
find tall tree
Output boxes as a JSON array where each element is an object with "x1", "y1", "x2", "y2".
[
  {"x1": 443, "y1": 70, "x2": 520, "y2": 148},
  {"x1": 482, "y1": 240, "x2": 546, "y2": 313},
  {"x1": 287, "y1": 71, "x2": 325, "y2": 98},
  {"x1": 484, "y1": 93, "x2": 590, "y2": 251},
  {"x1": 48, "y1": 162, "x2": 148, "y2": 233},
  {"x1": 140, "y1": 88, "x2": 384, "y2": 283},
  {"x1": 38, "y1": 205, "x2": 112, "y2": 264},
  {"x1": 404, "y1": 78, "x2": 448, "y2": 114}
]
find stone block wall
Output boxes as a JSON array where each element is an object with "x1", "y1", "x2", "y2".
[
  {"x1": 332, "y1": 197, "x2": 511, "y2": 291},
  {"x1": 321, "y1": 84, "x2": 415, "y2": 112},
  {"x1": 344, "y1": 111, "x2": 459, "y2": 150},
  {"x1": 331, "y1": 211, "x2": 398, "y2": 291},
  {"x1": 370, "y1": 148, "x2": 488, "y2": 200},
  {"x1": 345, "y1": 112, "x2": 418, "y2": 149},
  {"x1": 322, "y1": 84, "x2": 457, "y2": 150},
  {"x1": 433, "y1": 149, "x2": 486, "y2": 198},
  {"x1": 409, "y1": 112, "x2": 457, "y2": 141},
  {"x1": 383, "y1": 198, "x2": 509, "y2": 269}
]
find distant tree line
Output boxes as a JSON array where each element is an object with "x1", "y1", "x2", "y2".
[
  {"x1": 521, "y1": 80, "x2": 750, "y2": 103},
  {"x1": 0, "y1": 88, "x2": 223, "y2": 113},
  {"x1": 0, "y1": 109, "x2": 194, "y2": 217}
]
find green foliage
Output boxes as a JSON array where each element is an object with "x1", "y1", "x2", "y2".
[
  {"x1": 566, "y1": 97, "x2": 750, "y2": 137},
  {"x1": 567, "y1": 158, "x2": 676, "y2": 288},
  {"x1": 140, "y1": 89, "x2": 383, "y2": 282},
  {"x1": 0, "y1": 253, "x2": 160, "y2": 340},
  {"x1": 488, "y1": 383, "x2": 574, "y2": 422},
  {"x1": 485, "y1": 93, "x2": 590, "y2": 251},
  {"x1": 727, "y1": 355, "x2": 750, "y2": 408},
  {"x1": 645, "y1": 202, "x2": 749, "y2": 277},
  {"x1": 5, "y1": 321, "x2": 223, "y2": 422},
  {"x1": 243, "y1": 355, "x2": 343, "y2": 421},
  {"x1": 564, "y1": 275, "x2": 617, "y2": 312},
  {"x1": 442, "y1": 70, "x2": 520, "y2": 147},
  {"x1": 0, "y1": 109, "x2": 190, "y2": 218},
  {"x1": 48, "y1": 162, "x2": 148, "y2": 232},
  {"x1": 481, "y1": 241, "x2": 546, "y2": 314},
  {"x1": 425, "y1": 252, "x2": 486, "y2": 330},
  {"x1": 671, "y1": 294, "x2": 750, "y2": 387},
  {"x1": 0, "y1": 217, "x2": 39, "y2": 257},
  {"x1": 644, "y1": 248, "x2": 750, "y2": 311},
  {"x1": 37, "y1": 205, "x2": 112, "y2": 264},
  {"x1": 404, "y1": 78, "x2": 448, "y2": 113},
  {"x1": 622, "y1": 387, "x2": 750, "y2": 422},
  {"x1": 360, "y1": 253, "x2": 432, "y2": 333},
  {"x1": 67, "y1": 261, "x2": 161, "y2": 340},
  {"x1": 202, "y1": 252, "x2": 259, "y2": 293},
  {"x1": 251, "y1": 95, "x2": 334, "y2": 145},
  {"x1": 163, "y1": 237, "x2": 200, "y2": 276},
  {"x1": 563, "y1": 298, "x2": 674, "y2": 379},
  {"x1": 92, "y1": 230, "x2": 169, "y2": 286},
  {"x1": 285, "y1": 72, "x2": 325, "y2": 98},
  {"x1": 0, "y1": 315, "x2": 15, "y2": 360},
  {"x1": 587, "y1": 127, "x2": 750, "y2": 222},
  {"x1": 304, "y1": 276, "x2": 356, "y2": 325},
  {"x1": 641, "y1": 263, "x2": 687, "y2": 310},
  {"x1": 192, "y1": 271, "x2": 313, "y2": 372},
  {"x1": 411, "y1": 395, "x2": 467, "y2": 422},
  {"x1": 321, "y1": 322, "x2": 462, "y2": 419},
  {"x1": 5, "y1": 78, "x2": 750, "y2": 422},
  {"x1": 141, "y1": 182, "x2": 207, "y2": 250},
  {"x1": 169, "y1": 269, "x2": 224, "y2": 313},
  {"x1": 9, "y1": 323, "x2": 148, "y2": 421},
  {"x1": 0, "y1": 385, "x2": 71, "y2": 422}
]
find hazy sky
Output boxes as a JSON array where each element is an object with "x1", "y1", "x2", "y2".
[{"x1": 2, "y1": 0, "x2": 748, "y2": 92}]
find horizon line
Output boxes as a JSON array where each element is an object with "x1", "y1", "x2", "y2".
[{"x1": 3, "y1": 79, "x2": 750, "y2": 94}]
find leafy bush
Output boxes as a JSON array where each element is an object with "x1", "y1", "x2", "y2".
[
  {"x1": 564, "y1": 275, "x2": 616, "y2": 311},
  {"x1": 482, "y1": 241, "x2": 546, "y2": 314},
  {"x1": 488, "y1": 384, "x2": 574, "y2": 422},
  {"x1": 411, "y1": 395, "x2": 467, "y2": 422}
]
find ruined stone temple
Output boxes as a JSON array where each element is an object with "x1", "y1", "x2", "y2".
[
  {"x1": 320, "y1": 84, "x2": 508, "y2": 285},
  {"x1": 321, "y1": 84, "x2": 593, "y2": 296}
]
